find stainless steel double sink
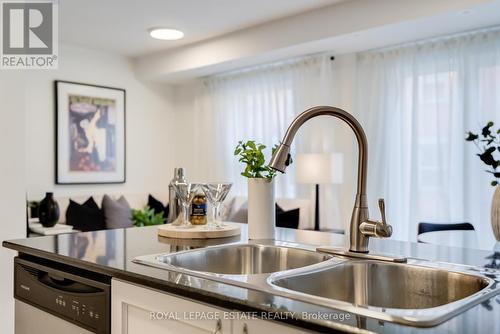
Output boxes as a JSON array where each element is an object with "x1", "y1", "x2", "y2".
[{"x1": 133, "y1": 243, "x2": 500, "y2": 327}]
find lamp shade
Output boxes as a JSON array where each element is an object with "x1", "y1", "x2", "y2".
[{"x1": 295, "y1": 153, "x2": 343, "y2": 184}]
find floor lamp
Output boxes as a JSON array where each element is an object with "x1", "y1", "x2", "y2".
[{"x1": 296, "y1": 153, "x2": 343, "y2": 231}]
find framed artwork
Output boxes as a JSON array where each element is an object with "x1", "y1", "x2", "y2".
[{"x1": 55, "y1": 80, "x2": 126, "y2": 184}]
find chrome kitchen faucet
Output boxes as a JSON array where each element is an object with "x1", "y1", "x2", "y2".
[{"x1": 270, "y1": 106, "x2": 404, "y2": 261}]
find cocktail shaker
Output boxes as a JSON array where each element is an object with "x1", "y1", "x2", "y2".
[{"x1": 167, "y1": 168, "x2": 186, "y2": 224}]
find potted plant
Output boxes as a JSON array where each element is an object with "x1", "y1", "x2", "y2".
[
  {"x1": 131, "y1": 206, "x2": 166, "y2": 227},
  {"x1": 234, "y1": 140, "x2": 282, "y2": 239},
  {"x1": 466, "y1": 121, "x2": 500, "y2": 240}
]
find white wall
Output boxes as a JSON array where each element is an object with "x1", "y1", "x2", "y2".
[
  {"x1": 25, "y1": 44, "x2": 176, "y2": 201},
  {"x1": 0, "y1": 73, "x2": 27, "y2": 334},
  {"x1": 171, "y1": 81, "x2": 202, "y2": 180},
  {"x1": 0, "y1": 43, "x2": 176, "y2": 334}
]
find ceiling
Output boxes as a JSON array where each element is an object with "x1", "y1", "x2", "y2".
[{"x1": 59, "y1": 0, "x2": 342, "y2": 57}]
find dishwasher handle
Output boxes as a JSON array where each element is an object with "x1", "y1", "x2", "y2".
[{"x1": 38, "y1": 272, "x2": 103, "y2": 294}]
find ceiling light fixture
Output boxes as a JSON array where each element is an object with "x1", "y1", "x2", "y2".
[{"x1": 149, "y1": 28, "x2": 184, "y2": 40}]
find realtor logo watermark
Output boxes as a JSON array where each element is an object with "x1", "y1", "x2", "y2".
[{"x1": 1, "y1": 0, "x2": 58, "y2": 69}]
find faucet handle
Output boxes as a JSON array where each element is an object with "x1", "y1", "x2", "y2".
[
  {"x1": 378, "y1": 198, "x2": 386, "y2": 225},
  {"x1": 377, "y1": 198, "x2": 392, "y2": 238},
  {"x1": 360, "y1": 198, "x2": 392, "y2": 238}
]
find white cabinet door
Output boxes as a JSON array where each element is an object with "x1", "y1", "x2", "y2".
[
  {"x1": 233, "y1": 318, "x2": 314, "y2": 334},
  {"x1": 112, "y1": 279, "x2": 230, "y2": 334}
]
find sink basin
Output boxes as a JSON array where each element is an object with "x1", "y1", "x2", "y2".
[
  {"x1": 143, "y1": 244, "x2": 332, "y2": 276},
  {"x1": 270, "y1": 259, "x2": 498, "y2": 326},
  {"x1": 272, "y1": 260, "x2": 488, "y2": 309}
]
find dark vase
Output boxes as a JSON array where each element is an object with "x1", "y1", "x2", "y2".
[{"x1": 38, "y1": 192, "x2": 60, "y2": 227}]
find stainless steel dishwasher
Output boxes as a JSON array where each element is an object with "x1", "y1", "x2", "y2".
[{"x1": 14, "y1": 257, "x2": 110, "y2": 334}]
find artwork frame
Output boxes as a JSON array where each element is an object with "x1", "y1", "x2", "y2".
[{"x1": 55, "y1": 80, "x2": 126, "y2": 184}]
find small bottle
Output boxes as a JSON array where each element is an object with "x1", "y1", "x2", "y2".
[
  {"x1": 167, "y1": 168, "x2": 186, "y2": 224},
  {"x1": 190, "y1": 190, "x2": 207, "y2": 225}
]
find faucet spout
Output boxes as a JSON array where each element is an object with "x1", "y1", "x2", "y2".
[{"x1": 270, "y1": 106, "x2": 386, "y2": 253}]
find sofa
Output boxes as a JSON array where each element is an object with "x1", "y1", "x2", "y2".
[
  {"x1": 35, "y1": 192, "x2": 313, "y2": 230},
  {"x1": 50, "y1": 192, "x2": 169, "y2": 224}
]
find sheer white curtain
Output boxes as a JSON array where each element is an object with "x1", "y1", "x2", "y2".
[
  {"x1": 193, "y1": 54, "x2": 350, "y2": 229},
  {"x1": 357, "y1": 28, "x2": 500, "y2": 244}
]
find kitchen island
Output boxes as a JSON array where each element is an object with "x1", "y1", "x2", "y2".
[{"x1": 3, "y1": 224, "x2": 500, "y2": 333}]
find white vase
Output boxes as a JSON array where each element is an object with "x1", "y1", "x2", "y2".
[
  {"x1": 492, "y1": 186, "x2": 500, "y2": 241},
  {"x1": 247, "y1": 178, "x2": 275, "y2": 240}
]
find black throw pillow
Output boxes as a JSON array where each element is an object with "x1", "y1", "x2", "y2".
[
  {"x1": 148, "y1": 195, "x2": 169, "y2": 220},
  {"x1": 66, "y1": 197, "x2": 105, "y2": 232},
  {"x1": 276, "y1": 208, "x2": 300, "y2": 229},
  {"x1": 275, "y1": 203, "x2": 285, "y2": 214}
]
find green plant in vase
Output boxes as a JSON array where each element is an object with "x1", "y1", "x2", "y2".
[
  {"x1": 234, "y1": 140, "x2": 291, "y2": 179},
  {"x1": 233, "y1": 140, "x2": 292, "y2": 239}
]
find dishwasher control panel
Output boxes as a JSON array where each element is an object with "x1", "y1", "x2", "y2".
[{"x1": 14, "y1": 257, "x2": 110, "y2": 334}]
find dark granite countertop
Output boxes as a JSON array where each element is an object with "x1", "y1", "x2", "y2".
[{"x1": 4, "y1": 224, "x2": 500, "y2": 333}]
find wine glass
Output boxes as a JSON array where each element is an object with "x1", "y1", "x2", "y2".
[
  {"x1": 201, "y1": 182, "x2": 233, "y2": 229},
  {"x1": 172, "y1": 182, "x2": 200, "y2": 228}
]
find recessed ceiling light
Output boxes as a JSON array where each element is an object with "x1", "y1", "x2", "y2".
[{"x1": 149, "y1": 28, "x2": 184, "y2": 40}]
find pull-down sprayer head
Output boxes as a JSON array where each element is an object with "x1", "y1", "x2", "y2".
[{"x1": 269, "y1": 144, "x2": 291, "y2": 173}]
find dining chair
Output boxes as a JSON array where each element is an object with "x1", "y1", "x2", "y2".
[{"x1": 417, "y1": 222, "x2": 475, "y2": 243}]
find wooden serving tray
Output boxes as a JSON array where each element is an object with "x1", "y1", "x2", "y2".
[{"x1": 157, "y1": 222, "x2": 241, "y2": 239}]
